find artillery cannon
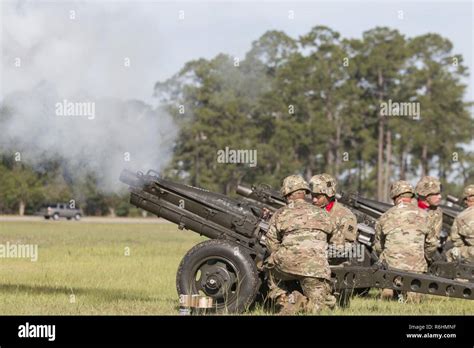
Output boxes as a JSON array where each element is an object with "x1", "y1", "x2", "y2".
[
  {"x1": 445, "y1": 194, "x2": 464, "y2": 210},
  {"x1": 237, "y1": 184, "x2": 474, "y2": 282},
  {"x1": 120, "y1": 169, "x2": 474, "y2": 313},
  {"x1": 237, "y1": 183, "x2": 460, "y2": 234}
]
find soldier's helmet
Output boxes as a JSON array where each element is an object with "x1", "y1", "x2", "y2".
[
  {"x1": 390, "y1": 180, "x2": 414, "y2": 199},
  {"x1": 415, "y1": 176, "x2": 442, "y2": 197},
  {"x1": 463, "y1": 184, "x2": 474, "y2": 200},
  {"x1": 309, "y1": 173, "x2": 337, "y2": 197},
  {"x1": 280, "y1": 175, "x2": 310, "y2": 197}
]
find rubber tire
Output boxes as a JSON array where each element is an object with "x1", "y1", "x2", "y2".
[
  {"x1": 52, "y1": 213, "x2": 59, "y2": 221},
  {"x1": 176, "y1": 239, "x2": 259, "y2": 314},
  {"x1": 74, "y1": 214, "x2": 81, "y2": 221}
]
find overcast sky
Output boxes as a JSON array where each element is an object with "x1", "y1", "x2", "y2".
[{"x1": 1, "y1": 0, "x2": 473, "y2": 104}]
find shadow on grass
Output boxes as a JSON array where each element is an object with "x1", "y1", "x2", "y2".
[{"x1": 0, "y1": 283, "x2": 162, "y2": 302}]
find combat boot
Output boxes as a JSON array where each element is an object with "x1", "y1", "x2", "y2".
[
  {"x1": 278, "y1": 291, "x2": 308, "y2": 315},
  {"x1": 381, "y1": 288, "x2": 394, "y2": 300},
  {"x1": 305, "y1": 299, "x2": 322, "y2": 314},
  {"x1": 406, "y1": 292, "x2": 423, "y2": 304}
]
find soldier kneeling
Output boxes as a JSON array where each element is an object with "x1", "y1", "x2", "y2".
[
  {"x1": 375, "y1": 181, "x2": 438, "y2": 304},
  {"x1": 265, "y1": 175, "x2": 336, "y2": 314},
  {"x1": 446, "y1": 185, "x2": 474, "y2": 264}
]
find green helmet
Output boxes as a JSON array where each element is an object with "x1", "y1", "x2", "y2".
[
  {"x1": 280, "y1": 175, "x2": 310, "y2": 197},
  {"x1": 390, "y1": 180, "x2": 414, "y2": 199},
  {"x1": 463, "y1": 184, "x2": 474, "y2": 199},
  {"x1": 309, "y1": 173, "x2": 337, "y2": 197},
  {"x1": 415, "y1": 176, "x2": 442, "y2": 197}
]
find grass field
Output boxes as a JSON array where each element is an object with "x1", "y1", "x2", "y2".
[{"x1": 0, "y1": 220, "x2": 473, "y2": 315}]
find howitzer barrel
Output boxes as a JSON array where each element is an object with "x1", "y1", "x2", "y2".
[
  {"x1": 119, "y1": 169, "x2": 267, "y2": 260},
  {"x1": 350, "y1": 195, "x2": 391, "y2": 218},
  {"x1": 356, "y1": 223, "x2": 376, "y2": 247},
  {"x1": 119, "y1": 169, "x2": 144, "y2": 188},
  {"x1": 236, "y1": 184, "x2": 286, "y2": 211},
  {"x1": 236, "y1": 185, "x2": 254, "y2": 198},
  {"x1": 447, "y1": 195, "x2": 460, "y2": 205}
]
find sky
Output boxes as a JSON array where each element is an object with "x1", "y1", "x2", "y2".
[
  {"x1": 1, "y1": 0, "x2": 473, "y2": 104},
  {"x1": 0, "y1": 0, "x2": 472, "y2": 188}
]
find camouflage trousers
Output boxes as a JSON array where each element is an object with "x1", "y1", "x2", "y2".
[{"x1": 267, "y1": 268, "x2": 336, "y2": 314}]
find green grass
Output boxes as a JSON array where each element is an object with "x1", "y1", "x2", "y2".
[{"x1": 0, "y1": 220, "x2": 473, "y2": 315}]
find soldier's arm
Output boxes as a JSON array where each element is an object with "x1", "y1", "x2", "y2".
[
  {"x1": 374, "y1": 219, "x2": 383, "y2": 255},
  {"x1": 327, "y1": 221, "x2": 335, "y2": 243},
  {"x1": 449, "y1": 218, "x2": 464, "y2": 248},
  {"x1": 426, "y1": 212, "x2": 443, "y2": 246},
  {"x1": 313, "y1": 208, "x2": 335, "y2": 238},
  {"x1": 265, "y1": 213, "x2": 281, "y2": 253},
  {"x1": 343, "y1": 213, "x2": 358, "y2": 243},
  {"x1": 424, "y1": 223, "x2": 439, "y2": 262},
  {"x1": 327, "y1": 215, "x2": 337, "y2": 241},
  {"x1": 435, "y1": 212, "x2": 443, "y2": 238},
  {"x1": 447, "y1": 218, "x2": 474, "y2": 262},
  {"x1": 458, "y1": 219, "x2": 474, "y2": 247}
]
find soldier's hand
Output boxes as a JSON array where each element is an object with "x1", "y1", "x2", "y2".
[
  {"x1": 445, "y1": 247, "x2": 461, "y2": 263},
  {"x1": 262, "y1": 207, "x2": 271, "y2": 219},
  {"x1": 264, "y1": 253, "x2": 276, "y2": 270}
]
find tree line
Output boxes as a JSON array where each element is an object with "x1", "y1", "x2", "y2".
[
  {"x1": 0, "y1": 25, "x2": 472, "y2": 215},
  {"x1": 155, "y1": 26, "x2": 473, "y2": 201}
]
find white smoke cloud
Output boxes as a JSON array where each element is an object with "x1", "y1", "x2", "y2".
[{"x1": 0, "y1": 1, "x2": 177, "y2": 192}]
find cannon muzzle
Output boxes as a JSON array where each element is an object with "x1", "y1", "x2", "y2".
[
  {"x1": 447, "y1": 194, "x2": 460, "y2": 205},
  {"x1": 236, "y1": 184, "x2": 254, "y2": 198},
  {"x1": 119, "y1": 169, "x2": 143, "y2": 188}
]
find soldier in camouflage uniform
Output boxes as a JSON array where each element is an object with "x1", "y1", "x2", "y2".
[
  {"x1": 375, "y1": 181, "x2": 438, "y2": 302},
  {"x1": 309, "y1": 173, "x2": 358, "y2": 246},
  {"x1": 265, "y1": 175, "x2": 336, "y2": 314},
  {"x1": 415, "y1": 176, "x2": 443, "y2": 253},
  {"x1": 310, "y1": 174, "x2": 359, "y2": 303},
  {"x1": 446, "y1": 185, "x2": 474, "y2": 263}
]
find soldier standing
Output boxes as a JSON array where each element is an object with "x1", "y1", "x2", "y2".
[
  {"x1": 265, "y1": 175, "x2": 336, "y2": 314},
  {"x1": 309, "y1": 173, "x2": 358, "y2": 246},
  {"x1": 375, "y1": 181, "x2": 438, "y2": 302},
  {"x1": 446, "y1": 185, "x2": 474, "y2": 263},
  {"x1": 415, "y1": 176, "x2": 444, "y2": 249}
]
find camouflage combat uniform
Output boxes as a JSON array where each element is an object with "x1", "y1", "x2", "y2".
[
  {"x1": 415, "y1": 176, "x2": 443, "y2": 246},
  {"x1": 265, "y1": 175, "x2": 336, "y2": 313},
  {"x1": 446, "y1": 185, "x2": 474, "y2": 263},
  {"x1": 375, "y1": 181, "x2": 438, "y2": 272},
  {"x1": 375, "y1": 201, "x2": 437, "y2": 272},
  {"x1": 375, "y1": 181, "x2": 438, "y2": 303},
  {"x1": 326, "y1": 201, "x2": 357, "y2": 245},
  {"x1": 309, "y1": 174, "x2": 358, "y2": 246}
]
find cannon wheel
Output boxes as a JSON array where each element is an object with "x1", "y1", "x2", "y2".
[{"x1": 176, "y1": 239, "x2": 259, "y2": 314}]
